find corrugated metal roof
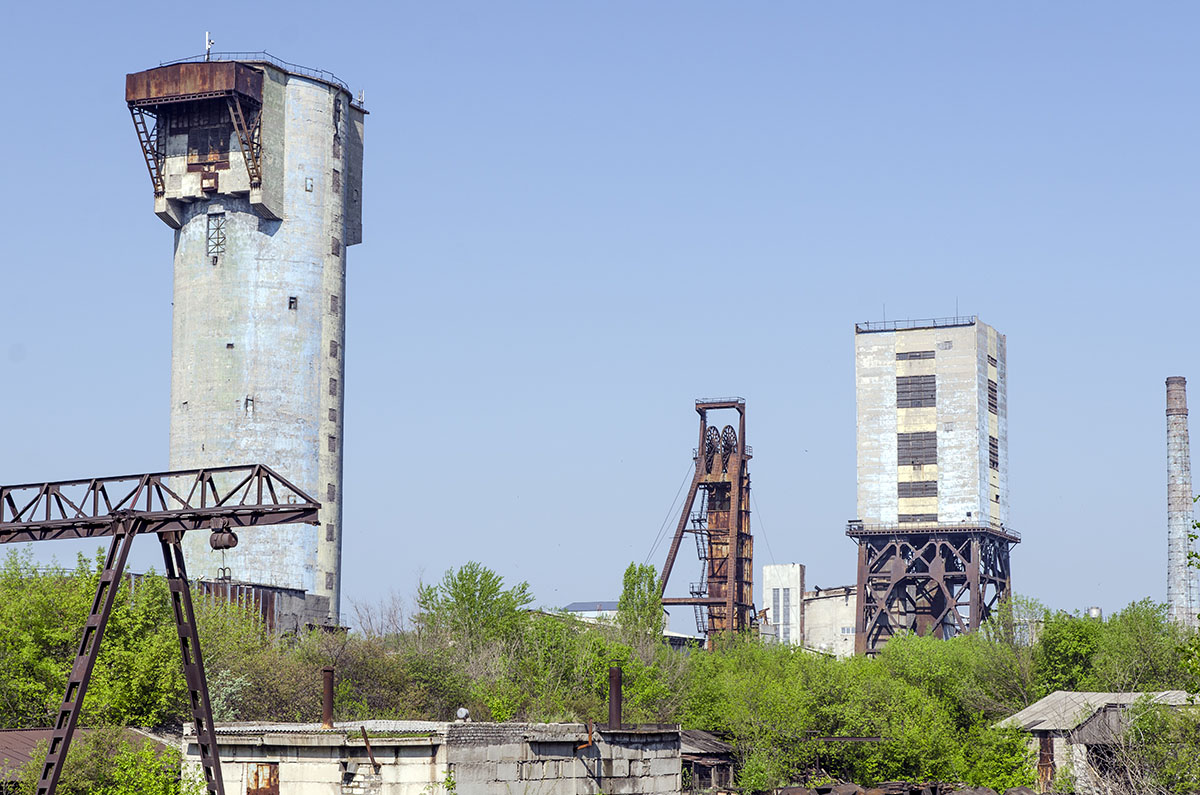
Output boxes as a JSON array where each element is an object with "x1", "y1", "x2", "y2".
[
  {"x1": 999, "y1": 691, "x2": 1191, "y2": 732},
  {"x1": 190, "y1": 720, "x2": 450, "y2": 737},
  {"x1": 0, "y1": 728, "x2": 169, "y2": 780},
  {"x1": 562, "y1": 601, "x2": 619, "y2": 612},
  {"x1": 681, "y1": 729, "x2": 733, "y2": 757}
]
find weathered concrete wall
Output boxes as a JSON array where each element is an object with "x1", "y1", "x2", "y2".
[
  {"x1": 162, "y1": 62, "x2": 363, "y2": 623},
  {"x1": 802, "y1": 586, "x2": 856, "y2": 658},
  {"x1": 761, "y1": 564, "x2": 804, "y2": 646},
  {"x1": 185, "y1": 721, "x2": 681, "y2": 795},
  {"x1": 854, "y1": 319, "x2": 1007, "y2": 528}
]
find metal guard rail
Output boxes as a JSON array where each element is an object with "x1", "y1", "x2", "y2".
[{"x1": 160, "y1": 51, "x2": 352, "y2": 94}]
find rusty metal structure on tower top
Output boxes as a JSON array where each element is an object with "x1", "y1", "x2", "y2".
[{"x1": 660, "y1": 398, "x2": 756, "y2": 640}]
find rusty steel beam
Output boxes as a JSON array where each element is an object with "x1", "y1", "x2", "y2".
[
  {"x1": 0, "y1": 464, "x2": 319, "y2": 543},
  {"x1": 659, "y1": 399, "x2": 756, "y2": 643},
  {"x1": 848, "y1": 522, "x2": 1015, "y2": 656},
  {"x1": 3, "y1": 464, "x2": 320, "y2": 795}
]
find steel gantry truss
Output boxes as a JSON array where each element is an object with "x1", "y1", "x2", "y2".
[
  {"x1": 0, "y1": 464, "x2": 319, "y2": 795},
  {"x1": 659, "y1": 399, "x2": 756, "y2": 642},
  {"x1": 847, "y1": 521, "x2": 1018, "y2": 656}
]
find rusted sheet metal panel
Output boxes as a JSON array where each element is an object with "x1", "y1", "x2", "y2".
[
  {"x1": 247, "y1": 762, "x2": 279, "y2": 795},
  {"x1": 126, "y1": 62, "x2": 263, "y2": 105}
]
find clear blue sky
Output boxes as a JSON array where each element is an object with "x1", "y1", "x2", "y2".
[{"x1": 1, "y1": 2, "x2": 1196, "y2": 629}]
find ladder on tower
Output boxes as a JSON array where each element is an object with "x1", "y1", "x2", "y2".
[{"x1": 129, "y1": 107, "x2": 165, "y2": 196}]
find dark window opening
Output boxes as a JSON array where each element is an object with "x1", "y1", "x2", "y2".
[
  {"x1": 326, "y1": 572, "x2": 336, "y2": 590},
  {"x1": 988, "y1": 379, "x2": 998, "y2": 414},
  {"x1": 332, "y1": 169, "x2": 341, "y2": 192},
  {"x1": 206, "y1": 213, "x2": 226, "y2": 256},
  {"x1": 988, "y1": 354, "x2": 998, "y2": 367},
  {"x1": 897, "y1": 375, "x2": 936, "y2": 408},
  {"x1": 899, "y1": 513, "x2": 938, "y2": 523},
  {"x1": 328, "y1": 407, "x2": 338, "y2": 422},
  {"x1": 330, "y1": 295, "x2": 340, "y2": 315},
  {"x1": 226, "y1": 343, "x2": 234, "y2": 349},
  {"x1": 329, "y1": 340, "x2": 339, "y2": 358},
  {"x1": 327, "y1": 484, "x2": 337, "y2": 502},
  {"x1": 897, "y1": 431, "x2": 937, "y2": 466},
  {"x1": 896, "y1": 350, "x2": 934, "y2": 360},
  {"x1": 328, "y1": 435, "x2": 337, "y2": 453},
  {"x1": 325, "y1": 523, "x2": 336, "y2": 541},
  {"x1": 898, "y1": 480, "x2": 938, "y2": 498},
  {"x1": 329, "y1": 378, "x2": 338, "y2": 396},
  {"x1": 331, "y1": 237, "x2": 340, "y2": 256},
  {"x1": 171, "y1": 101, "x2": 232, "y2": 171},
  {"x1": 288, "y1": 296, "x2": 298, "y2": 310},
  {"x1": 989, "y1": 436, "x2": 999, "y2": 470}
]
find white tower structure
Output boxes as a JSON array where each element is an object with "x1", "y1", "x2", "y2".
[
  {"x1": 849, "y1": 316, "x2": 1017, "y2": 655},
  {"x1": 127, "y1": 55, "x2": 365, "y2": 623}
]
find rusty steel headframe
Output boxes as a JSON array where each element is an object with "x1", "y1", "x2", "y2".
[
  {"x1": 0, "y1": 464, "x2": 319, "y2": 795},
  {"x1": 847, "y1": 520, "x2": 1018, "y2": 656},
  {"x1": 660, "y1": 398, "x2": 756, "y2": 641}
]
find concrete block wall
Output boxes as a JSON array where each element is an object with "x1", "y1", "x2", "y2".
[{"x1": 186, "y1": 721, "x2": 682, "y2": 795}]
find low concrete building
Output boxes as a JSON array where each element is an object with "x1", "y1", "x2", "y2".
[
  {"x1": 999, "y1": 690, "x2": 1190, "y2": 794},
  {"x1": 184, "y1": 720, "x2": 682, "y2": 794}
]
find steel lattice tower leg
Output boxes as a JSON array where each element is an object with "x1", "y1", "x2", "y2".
[
  {"x1": 36, "y1": 521, "x2": 138, "y2": 795},
  {"x1": 160, "y1": 532, "x2": 226, "y2": 795}
]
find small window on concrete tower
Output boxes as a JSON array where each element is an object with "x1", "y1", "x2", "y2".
[
  {"x1": 329, "y1": 340, "x2": 339, "y2": 358},
  {"x1": 288, "y1": 296, "x2": 298, "y2": 310},
  {"x1": 325, "y1": 523, "x2": 336, "y2": 541},
  {"x1": 206, "y1": 213, "x2": 226, "y2": 256},
  {"x1": 330, "y1": 295, "x2": 340, "y2": 315},
  {"x1": 329, "y1": 378, "x2": 338, "y2": 396},
  {"x1": 327, "y1": 484, "x2": 337, "y2": 502},
  {"x1": 328, "y1": 435, "x2": 337, "y2": 452}
]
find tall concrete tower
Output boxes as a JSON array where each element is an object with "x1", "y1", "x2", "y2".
[
  {"x1": 1166, "y1": 377, "x2": 1197, "y2": 629},
  {"x1": 126, "y1": 55, "x2": 365, "y2": 623},
  {"x1": 848, "y1": 316, "x2": 1018, "y2": 654}
]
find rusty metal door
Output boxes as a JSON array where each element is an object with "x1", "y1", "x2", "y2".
[
  {"x1": 247, "y1": 763, "x2": 279, "y2": 795},
  {"x1": 1036, "y1": 735, "x2": 1054, "y2": 793}
]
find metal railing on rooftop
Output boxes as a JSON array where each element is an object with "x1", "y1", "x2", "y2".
[
  {"x1": 854, "y1": 315, "x2": 978, "y2": 334},
  {"x1": 696, "y1": 396, "x2": 745, "y2": 405},
  {"x1": 692, "y1": 445, "x2": 752, "y2": 459},
  {"x1": 159, "y1": 52, "x2": 353, "y2": 95},
  {"x1": 845, "y1": 519, "x2": 1020, "y2": 543}
]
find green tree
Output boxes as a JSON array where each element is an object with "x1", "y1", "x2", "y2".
[
  {"x1": 616, "y1": 563, "x2": 663, "y2": 645},
  {"x1": 416, "y1": 561, "x2": 533, "y2": 652},
  {"x1": 1034, "y1": 610, "x2": 1102, "y2": 696},
  {"x1": 1087, "y1": 599, "x2": 1194, "y2": 692},
  {"x1": 16, "y1": 724, "x2": 204, "y2": 795}
]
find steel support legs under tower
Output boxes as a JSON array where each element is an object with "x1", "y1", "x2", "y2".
[
  {"x1": 161, "y1": 532, "x2": 226, "y2": 794},
  {"x1": 36, "y1": 521, "x2": 138, "y2": 795},
  {"x1": 848, "y1": 522, "x2": 1018, "y2": 656}
]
